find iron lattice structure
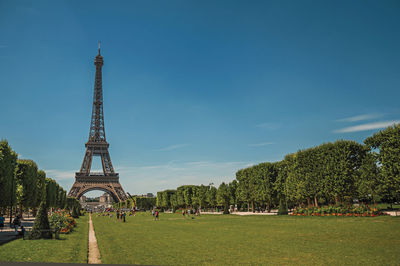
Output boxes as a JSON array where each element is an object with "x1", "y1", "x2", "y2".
[{"x1": 68, "y1": 46, "x2": 128, "y2": 202}]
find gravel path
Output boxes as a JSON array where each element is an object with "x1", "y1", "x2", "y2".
[{"x1": 88, "y1": 213, "x2": 101, "y2": 264}]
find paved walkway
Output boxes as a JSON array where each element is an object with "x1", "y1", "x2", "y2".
[
  {"x1": 88, "y1": 213, "x2": 101, "y2": 264},
  {"x1": 0, "y1": 217, "x2": 34, "y2": 246},
  {"x1": 200, "y1": 211, "x2": 278, "y2": 215}
]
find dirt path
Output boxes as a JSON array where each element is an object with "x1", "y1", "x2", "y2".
[{"x1": 88, "y1": 213, "x2": 101, "y2": 264}]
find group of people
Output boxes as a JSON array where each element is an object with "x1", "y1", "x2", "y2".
[
  {"x1": 182, "y1": 209, "x2": 200, "y2": 218},
  {"x1": 151, "y1": 209, "x2": 159, "y2": 220},
  {"x1": 0, "y1": 213, "x2": 25, "y2": 236},
  {"x1": 116, "y1": 210, "x2": 127, "y2": 222}
]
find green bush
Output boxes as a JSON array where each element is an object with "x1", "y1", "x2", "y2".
[
  {"x1": 223, "y1": 204, "x2": 230, "y2": 214},
  {"x1": 72, "y1": 206, "x2": 79, "y2": 218},
  {"x1": 278, "y1": 198, "x2": 288, "y2": 215},
  {"x1": 28, "y1": 201, "x2": 52, "y2": 239}
]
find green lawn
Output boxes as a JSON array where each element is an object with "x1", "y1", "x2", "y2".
[
  {"x1": 0, "y1": 214, "x2": 88, "y2": 263},
  {"x1": 92, "y1": 212, "x2": 400, "y2": 265}
]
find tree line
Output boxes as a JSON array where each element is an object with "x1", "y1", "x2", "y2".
[
  {"x1": 156, "y1": 124, "x2": 400, "y2": 212},
  {"x1": 114, "y1": 196, "x2": 156, "y2": 211},
  {"x1": 0, "y1": 140, "x2": 80, "y2": 220}
]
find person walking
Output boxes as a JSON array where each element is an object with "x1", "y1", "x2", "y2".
[
  {"x1": 122, "y1": 212, "x2": 126, "y2": 223},
  {"x1": 19, "y1": 226, "x2": 25, "y2": 237},
  {"x1": 13, "y1": 216, "x2": 20, "y2": 234},
  {"x1": 0, "y1": 214, "x2": 5, "y2": 232},
  {"x1": 155, "y1": 210, "x2": 159, "y2": 221}
]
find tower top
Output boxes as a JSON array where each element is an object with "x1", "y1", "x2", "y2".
[{"x1": 95, "y1": 42, "x2": 103, "y2": 66}]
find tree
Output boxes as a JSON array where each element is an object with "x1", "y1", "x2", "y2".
[
  {"x1": 253, "y1": 162, "x2": 278, "y2": 211},
  {"x1": 236, "y1": 167, "x2": 257, "y2": 212},
  {"x1": 228, "y1": 180, "x2": 237, "y2": 207},
  {"x1": 365, "y1": 124, "x2": 400, "y2": 205},
  {"x1": 28, "y1": 200, "x2": 52, "y2": 239},
  {"x1": 274, "y1": 160, "x2": 289, "y2": 207},
  {"x1": 183, "y1": 186, "x2": 193, "y2": 208},
  {"x1": 169, "y1": 193, "x2": 178, "y2": 211},
  {"x1": 217, "y1": 182, "x2": 231, "y2": 214},
  {"x1": 282, "y1": 153, "x2": 306, "y2": 206},
  {"x1": 277, "y1": 198, "x2": 288, "y2": 215},
  {"x1": 206, "y1": 186, "x2": 217, "y2": 210},
  {"x1": 0, "y1": 140, "x2": 17, "y2": 209},
  {"x1": 156, "y1": 191, "x2": 163, "y2": 208},
  {"x1": 192, "y1": 185, "x2": 208, "y2": 210},
  {"x1": 15, "y1": 160, "x2": 38, "y2": 212},
  {"x1": 45, "y1": 178, "x2": 57, "y2": 208},
  {"x1": 357, "y1": 152, "x2": 382, "y2": 203},
  {"x1": 322, "y1": 141, "x2": 366, "y2": 204},
  {"x1": 136, "y1": 197, "x2": 156, "y2": 210},
  {"x1": 33, "y1": 170, "x2": 46, "y2": 210},
  {"x1": 176, "y1": 186, "x2": 186, "y2": 208}
]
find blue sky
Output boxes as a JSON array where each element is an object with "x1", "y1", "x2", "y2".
[{"x1": 1, "y1": 0, "x2": 399, "y2": 197}]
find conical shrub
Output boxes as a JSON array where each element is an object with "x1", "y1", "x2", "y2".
[
  {"x1": 223, "y1": 204, "x2": 230, "y2": 214},
  {"x1": 28, "y1": 201, "x2": 52, "y2": 239},
  {"x1": 278, "y1": 198, "x2": 288, "y2": 215},
  {"x1": 72, "y1": 206, "x2": 79, "y2": 218}
]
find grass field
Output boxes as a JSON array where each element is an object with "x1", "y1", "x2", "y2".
[
  {"x1": 92, "y1": 212, "x2": 400, "y2": 265},
  {"x1": 0, "y1": 214, "x2": 88, "y2": 263}
]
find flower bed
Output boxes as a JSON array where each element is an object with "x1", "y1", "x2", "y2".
[
  {"x1": 49, "y1": 210, "x2": 77, "y2": 233},
  {"x1": 291, "y1": 205, "x2": 387, "y2": 217}
]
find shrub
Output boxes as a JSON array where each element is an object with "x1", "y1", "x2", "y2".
[
  {"x1": 278, "y1": 198, "x2": 288, "y2": 215},
  {"x1": 28, "y1": 201, "x2": 52, "y2": 239},
  {"x1": 291, "y1": 205, "x2": 387, "y2": 217},
  {"x1": 72, "y1": 206, "x2": 79, "y2": 218},
  {"x1": 49, "y1": 210, "x2": 76, "y2": 234}
]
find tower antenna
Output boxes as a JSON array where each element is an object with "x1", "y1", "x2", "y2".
[{"x1": 98, "y1": 41, "x2": 101, "y2": 55}]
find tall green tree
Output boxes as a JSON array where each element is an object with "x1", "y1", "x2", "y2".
[
  {"x1": 45, "y1": 178, "x2": 58, "y2": 208},
  {"x1": 253, "y1": 162, "x2": 278, "y2": 211},
  {"x1": 16, "y1": 160, "x2": 38, "y2": 210},
  {"x1": 357, "y1": 152, "x2": 382, "y2": 203},
  {"x1": 33, "y1": 170, "x2": 46, "y2": 208},
  {"x1": 228, "y1": 180, "x2": 238, "y2": 207},
  {"x1": 169, "y1": 193, "x2": 178, "y2": 211},
  {"x1": 217, "y1": 182, "x2": 231, "y2": 214},
  {"x1": 156, "y1": 191, "x2": 163, "y2": 208},
  {"x1": 192, "y1": 185, "x2": 209, "y2": 210},
  {"x1": 0, "y1": 140, "x2": 17, "y2": 208},
  {"x1": 183, "y1": 186, "x2": 193, "y2": 208},
  {"x1": 176, "y1": 186, "x2": 186, "y2": 208},
  {"x1": 206, "y1": 186, "x2": 217, "y2": 209},
  {"x1": 365, "y1": 124, "x2": 400, "y2": 205},
  {"x1": 236, "y1": 167, "x2": 257, "y2": 212},
  {"x1": 322, "y1": 141, "x2": 366, "y2": 204}
]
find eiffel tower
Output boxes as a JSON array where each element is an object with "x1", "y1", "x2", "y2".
[{"x1": 68, "y1": 44, "x2": 128, "y2": 202}]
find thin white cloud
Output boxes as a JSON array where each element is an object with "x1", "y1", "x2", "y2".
[
  {"x1": 248, "y1": 142, "x2": 274, "y2": 147},
  {"x1": 115, "y1": 160, "x2": 252, "y2": 194},
  {"x1": 336, "y1": 113, "x2": 383, "y2": 123},
  {"x1": 256, "y1": 123, "x2": 280, "y2": 130},
  {"x1": 334, "y1": 120, "x2": 400, "y2": 133},
  {"x1": 44, "y1": 160, "x2": 268, "y2": 195},
  {"x1": 155, "y1": 143, "x2": 189, "y2": 151},
  {"x1": 45, "y1": 169, "x2": 75, "y2": 180}
]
